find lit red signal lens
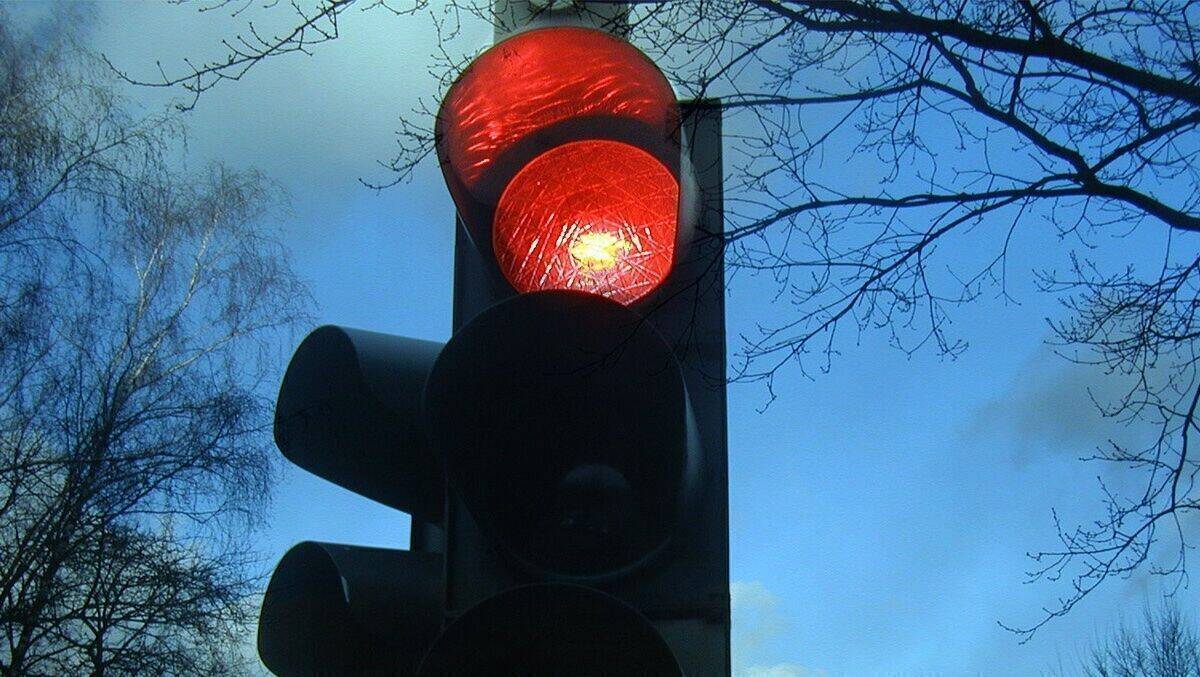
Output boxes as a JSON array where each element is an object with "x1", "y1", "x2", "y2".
[
  {"x1": 493, "y1": 140, "x2": 678, "y2": 305},
  {"x1": 435, "y1": 25, "x2": 684, "y2": 305}
]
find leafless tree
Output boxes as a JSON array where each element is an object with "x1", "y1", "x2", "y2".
[
  {"x1": 1, "y1": 11, "x2": 307, "y2": 675},
  {"x1": 1063, "y1": 601, "x2": 1200, "y2": 677},
  {"x1": 118, "y1": 0, "x2": 1200, "y2": 639}
]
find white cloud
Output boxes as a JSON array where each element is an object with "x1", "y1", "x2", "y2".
[
  {"x1": 731, "y1": 580, "x2": 785, "y2": 659},
  {"x1": 731, "y1": 580, "x2": 827, "y2": 676},
  {"x1": 736, "y1": 663, "x2": 828, "y2": 677},
  {"x1": 83, "y1": 3, "x2": 488, "y2": 238},
  {"x1": 963, "y1": 344, "x2": 1161, "y2": 466}
]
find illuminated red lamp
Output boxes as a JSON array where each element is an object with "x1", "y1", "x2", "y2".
[
  {"x1": 436, "y1": 25, "x2": 682, "y2": 305},
  {"x1": 494, "y1": 140, "x2": 677, "y2": 304}
]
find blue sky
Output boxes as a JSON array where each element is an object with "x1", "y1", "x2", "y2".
[{"x1": 23, "y1": 2, "x2": 1200, "y2": 674}]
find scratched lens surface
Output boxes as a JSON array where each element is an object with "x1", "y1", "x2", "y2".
[
  {"x1": 493, "y1": 140, "x2": 678, "y2": 305},
  {"x1": 437, "y1": 26, "x2": 679, "y2": 204}
]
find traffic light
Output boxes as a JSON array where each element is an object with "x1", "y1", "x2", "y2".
[
  {"x1": 258, "y1": 327, "x2": 447, "y2": 675},
  {"x1": 431, "y1": 20, "x2": 730, "y2": 673},
  {"x1": 257, "y1": 13, "x2": 729, "y2": 676}
]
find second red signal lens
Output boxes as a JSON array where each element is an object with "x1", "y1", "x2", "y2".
[{"x1": 492, "y1": 139, "x2": 678, "y2": 305}]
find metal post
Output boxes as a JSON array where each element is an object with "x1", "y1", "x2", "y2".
[{"x1": 492, "y1": 0, "x2": 630, "y2": 40}]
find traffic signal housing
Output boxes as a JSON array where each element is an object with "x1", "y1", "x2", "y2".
[
  {"x1": 431, "y1": 22, "x2": 730, "y2": 673},
  {"x1": 426, "y1": 290, "x2": 702, "y2": 582},
  {"x1": 258, "y1": 18, "x2": 729, "y2": 676},
  {"x1": 258, "y1": 327, "x2": 447, "y2": 675}
]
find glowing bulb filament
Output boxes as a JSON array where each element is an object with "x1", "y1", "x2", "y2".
[{"x1": 568, "y1": 231, "x2": 630, "y2": 272}]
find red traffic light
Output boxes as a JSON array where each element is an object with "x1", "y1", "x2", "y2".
[
  {"x1": 436, "y1": 26, "x2": 682, "y2": 305},
  {"x1": 494, "y1": 139, "x2": 678, "y2": 304}
]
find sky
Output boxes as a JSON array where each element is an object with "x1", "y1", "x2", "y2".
[{"x1": 17, "y1": 2, "x2": 1200, "y2": 674}]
